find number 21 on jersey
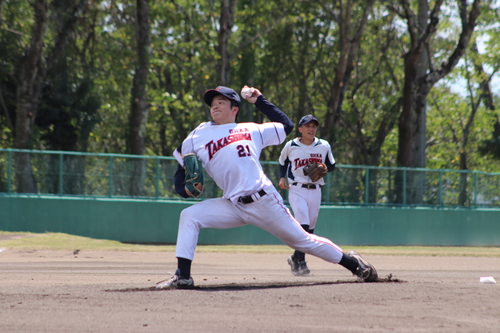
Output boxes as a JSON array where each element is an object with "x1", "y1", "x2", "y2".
[{"x1": 237, "y1": 145, "x2": 251, "y2": 157}]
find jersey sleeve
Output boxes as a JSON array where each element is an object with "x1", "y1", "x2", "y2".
[
  {"x1": 179, "y1": 122, "x2": 207, "y2": 159},
  {"x1": 173, "y1": 145, "x2": 184, "y2": 165},
  {"x1": 278, "y1": 141, "x2": 292, "y2": 178},
  {"x1": 173, "y1": 145, "x2": 189, "y2": 198},
  {"x1": 323, "y1": 140, "x2": 336, "y2": 172},
  {"x1": 255, "y1": 95, "x2": 294, "y2": 135},
  {"x1": 278, "y1": 141, "x2": 291, "y2": 166},
  {"x1": 258, "y1": 122, "x2": 287, "y2": 147}
]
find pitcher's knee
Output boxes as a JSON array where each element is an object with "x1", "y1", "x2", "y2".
[
  {"x1": 179, "y1": 207, "x2": 200, "y2": 228},
  {"x1": 180, "y1": 204, "x2": 200, "y2": 219}
]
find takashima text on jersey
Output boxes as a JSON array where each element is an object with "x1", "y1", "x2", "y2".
[
  {"x1": 294, "y1": 157, "x2": 323, "y2": 170},
  {"x1": 206, "y1": 130, "x2": 252, "y2": 160}
]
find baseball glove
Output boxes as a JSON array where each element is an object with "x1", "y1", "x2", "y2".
[
  {"x1": 303, "y1": 162, "x2": 327, "y2": 182},
  {"x1": 183, "y1": 153, "x2": 204, "y2": 198}
]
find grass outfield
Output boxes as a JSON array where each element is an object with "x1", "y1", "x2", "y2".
[{"x1": 1, "y1": 231, "x2": 499, "y2": 257}]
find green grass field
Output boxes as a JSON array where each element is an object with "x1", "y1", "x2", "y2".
[{"x1": 1, "y1": 231, "x2": 499, "y2": 257}]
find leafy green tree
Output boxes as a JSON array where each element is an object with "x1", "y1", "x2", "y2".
[
  {"x1": 7, "y1": 0, "x2": 89, "y2": 193},
  {"x1": 479, "y1": 117, "x2": 500, "y2": 160},
  {"x1": 145, "y1": 0, "x2": 218, "y2": 155},
  {"x1": 392, "y1": 0, "x2": 480, "y2": 204},
  {"x1": 2, "y1": 0, "x2": 500, "y2": 201}
]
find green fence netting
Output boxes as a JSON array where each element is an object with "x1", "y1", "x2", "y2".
[{"x1": 1, "y1": 149, "x2": 499, "y2": 208}]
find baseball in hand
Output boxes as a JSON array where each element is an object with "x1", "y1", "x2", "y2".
[{"x1": 241, "y1": 87, "x2": 252, "y2": 99}]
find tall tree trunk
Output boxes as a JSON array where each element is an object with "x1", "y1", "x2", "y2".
[
  {"x1": 13, "y1": 0, "x2": 88, "y2": 193},
  {"x1": 237, "y1": 0, "x2": 256, "y2": 122},
  {"x1": 237, "y1": 43, "x2": 255, "y2": 122},
  {"x1": 316, "y1": 0, "x2": 374, "y2": 204},
  {"x1": 395, "y1": 0, "x2": 480, "y2": 204},
  {"x1": 129, "y1": 0, "x2": 151, "y2": 196},
  {"x1": 457, "y1": 42, "x2": 493, "y2": 206},
  {"x1": 321, "y1": 0, "x2": 374, "y2": 144},
  {"x1": 13, "y1": 0, "x2": 48, "y2": 193},
  {"x1": 217, "y1": 0, "x2": 236, "y2": 86},
  {"x1": 353, "y1": 98, "x2": 402, "y2": 203},
  {"x1": 323, "y1": 0, "x2": 352, "y2": 144},
  {"x1": 412, "y1": 0, "x2": 430, "y2": 204}
]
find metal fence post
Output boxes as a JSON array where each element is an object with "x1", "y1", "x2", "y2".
[
  {"x1": 59, "y1": 153, "x2": 64, "y2": 195},
  {"x1": 438, "y1": 170, "x2": 443, "y2": 207},
  {"x1": 403, "y1": 169, "x2": 407, "y2": 205},
  {"x1": 155, "y1": 158, "x2": 160, "y2": 199},
  {"x1": 365, "y1": 167, "x2": 370, "y2": 205},
  {"x1": 7, "y1": 149, "x2": 12, "y2": 194},
  {"x1": 108, "y1": 155, "x2": 114, "y2": 197},
  {"x1": 473, "y1": 172, "x2": 478, "y2": 208}
]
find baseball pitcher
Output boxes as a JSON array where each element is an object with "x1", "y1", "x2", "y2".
[{"x1": 156, "y1": 86, "x2": 377, "y2": 289}]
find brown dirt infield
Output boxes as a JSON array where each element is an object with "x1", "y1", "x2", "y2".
[{"x1": 1, "y1": 247, "x2": 499, "y2": 332}]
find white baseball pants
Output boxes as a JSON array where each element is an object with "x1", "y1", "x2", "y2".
[
  {"x1": 175, "y1": 186, "x2": 344, "y2": 263},
  {"x1": 288, "y1": 184, "x2": 322, "y2": 230}
]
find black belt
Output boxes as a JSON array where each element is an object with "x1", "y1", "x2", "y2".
[
  {"x1": 292, "y1": 182, "x2": 320, "y2": 190},
  {"x1": 238, "y1": 189, "x2": 266, "y2": 204}
]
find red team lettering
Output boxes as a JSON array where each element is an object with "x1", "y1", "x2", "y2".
[
  {"x1": 206, "y1": 131, "x2": 252, "y2": 159},
  {"x1": 294, "y1": 157, "x2": 322, "y2": 170}
]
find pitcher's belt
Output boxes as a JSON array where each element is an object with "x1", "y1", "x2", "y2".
[
  {"x1": 238, "y1": 189, "x2": 267, "y2": 204},
  {"x1": 292, "y1": 183, "x2": 321, "y2": 190}
]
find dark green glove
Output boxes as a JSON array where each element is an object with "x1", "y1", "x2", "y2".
[{"x1": 183, "y1": 153, "x2": 204, "y2": 197}]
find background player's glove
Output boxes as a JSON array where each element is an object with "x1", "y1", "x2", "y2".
[
  {"x1": 303, "y1": 162, "x2": 327, "y2": 182},
  {"x1": 183, "y1": 153, "x2": 204, "y2": 197}
]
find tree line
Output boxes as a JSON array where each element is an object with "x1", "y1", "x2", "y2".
[{"x1": 1, "y1": 0, "x2": 499, "y2": 202}]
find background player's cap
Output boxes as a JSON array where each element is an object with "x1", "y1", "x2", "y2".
[
  {"x1": 298, "y1": 114, "x2": 319, "y2": 126},
  {"x1": 204, "y1": 86, "x2": 241, "y2": 107}
]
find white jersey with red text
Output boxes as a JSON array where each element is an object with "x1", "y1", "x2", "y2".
[
  {"x1": 177, "y1": 121, "x2": 286, "y2": 203},
  {"x1": 279, "y1": 137, "x2": 335, "y2": 186},
  {"x1": 173, "y1": 121, "x2": 344, "y2": 264}
]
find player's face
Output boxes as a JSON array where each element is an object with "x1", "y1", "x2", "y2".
[
  {"x1": 298, "y1": 122, "x2": 318, "y2": 142},
  {"x1": 210, "y1": 95, "x2": 238, "y2": 125}
]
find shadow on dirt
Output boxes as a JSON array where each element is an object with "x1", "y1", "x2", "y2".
[{"x1": 107, "y1": 274, "x2": 403, "y2": 292}]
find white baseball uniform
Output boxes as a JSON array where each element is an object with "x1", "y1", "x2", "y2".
[
  {"x1": 278, "y1": 137, "x2": 335, "y2": 230},
  {"x1": 174, "y1": 118, "x2": 343, "y2": 264}
]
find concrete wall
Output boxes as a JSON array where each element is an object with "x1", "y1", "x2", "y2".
[{"x1": 1, "y1": 196, "x2": 499, "y2": 246}]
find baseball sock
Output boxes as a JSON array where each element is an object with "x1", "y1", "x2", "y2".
[
  {"x1": 293, "y1": 250, "x2": 306, "y2": 262},
  {"x1": 177, "y1": 257, "x2": 192, "y2": 279},
  {"x1": 293, "y1": 224, "x2": 311, "y2": 262},
  {"x1": 338, "y1": 253, "x2": 358, "y2": 275}
]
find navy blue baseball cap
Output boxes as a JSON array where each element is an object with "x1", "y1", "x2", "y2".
[
  {"x1": 298, "y1": 114, "x2": 319, "y2": 126},
  {"x1": 204, "y1": 86, "x2": 241, "y2": 107}
]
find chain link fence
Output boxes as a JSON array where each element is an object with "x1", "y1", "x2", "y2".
[{"x1": 1, "y1": 149, "x2": 499, "y2": 208}]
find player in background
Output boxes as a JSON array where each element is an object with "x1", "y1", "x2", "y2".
[
  {"x1": 278, "y1": 115, "x2": 336, "y2": 276},
  {"x1": 156, "y1": 86, "x2": 377, "y2": 289}
]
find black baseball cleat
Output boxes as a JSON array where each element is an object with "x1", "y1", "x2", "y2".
[
  {"x1": 297, "y1": 260, "x2": 311, "y2": 276},
  {"x1": 287, "y1": 255, "x2": 310, "y2": 276},
  {"x1": 287, "y1": 255, "x2": 299, "y2": 275},
  {"x1": 348, "y1": 250, "x2": 378, "y2": 282},
  {"x1": 156, "y1": 269, "x2": 195, "y2": 289}
]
